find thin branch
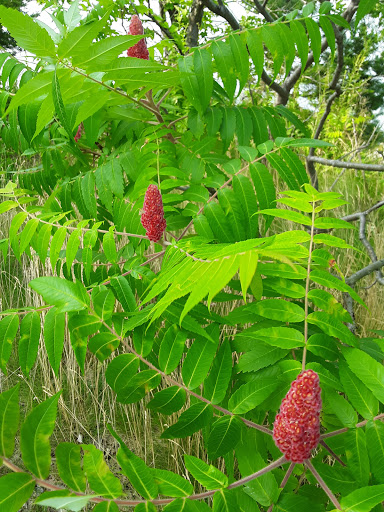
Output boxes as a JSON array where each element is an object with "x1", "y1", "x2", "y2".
[
  {"x1": 305, "y1": 459, "x2": 342, "y2": 510},
  {"x1": 186, "y1": 0, "x2": 205, "y2": 47},
  {"x1": 319, "y1": 440, "x2": 346, "y2": 467},
  {"x1": 253, "y1": 0, "x2": 275, "y2": 22},
  {"x1": 146, "y1": 11, "x2": 184, "y2": 55},
  {"x1": 283, "y1": 0, "x2": 358, "y2": 96},
  {"x1": 201, "y1": 0, "x2": 240, "y2": 30},
  {"x1": 321, "y1": 413, "x2": 384, "y2": 440},
  {"x1": 1, "y1": 455, "x2": 286, "y2": 506},
  {"x1": 302, "y1": 203, "x2": 316, "y2": 370},
  {"x1": 267, "y1": 462, "x2": 296, "y2": 512},
  {"x1": 307, "y1": 156, "x2": 384, "y2": 173},
  {"x1": 345, "y1": 259, "x2": 384, "y2": 287}
]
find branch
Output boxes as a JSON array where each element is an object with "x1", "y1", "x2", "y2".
[
  {"x1": 283, "y1": 0, "x2": 359, "y2": 95},
  {"x1": 305, "y1": 460, "x2": 342, "y2": 510},
  {"x1": 253, "y1": 0, "x2": 275, "y2": 22},
  {"x1": 146, "y1": 12, "x2": 184, "y2": 55},
  {"x1": 322, "y1": 413, "x2": 384, "y2": 440},
  {"x1": 346, "y1": 259, "x2": 384, "y2": 287},
  {"x1": 1, "y1": 456, "x2": 287, "y2": 507},
  {"x1": 306, "y1": 26, "x2": 344, "y2": 187},
  {"x1": 186, "y1": 0, "x2": 205, "y2": 47},
  {"x1": 201, "y1": 0, "x2": 240, "y2": 30},
  {"x1": 307, "y1": 156, "x2": 384, "y2": 173}
]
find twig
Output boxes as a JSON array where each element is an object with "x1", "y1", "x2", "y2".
[
  {"x1": 305, "y1": 459, "x2": 342, "y2": 510},
  {"x1": 321, "y1": 412, "x2": 384, "y2": 439},
  {"x1": 267, "y1": 462, "x2": 295, "y2": 512},
  {"x1": 307, "y1": 156, "x2": 384, "y2": 173},
  {"x1": 302, "y1": 203, "x2": 316, "y2": 370},
  {"x1": 319, "y1": 440, "x2": 346, "y2": 467},
  {"x1": 1, "y1": 455, "x2": 286, "y2": 506}
]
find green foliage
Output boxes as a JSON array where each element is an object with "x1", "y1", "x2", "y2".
[{"x1": 0, "y1": 1, "x2": 382, "y2": 510}]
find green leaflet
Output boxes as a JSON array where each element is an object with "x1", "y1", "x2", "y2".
[
  {"x1": 56, "y1": 442, "x2": 86, "y2": 492},
  {"x1": 339, "y1": 362, "x2": 379, "y2": 420},
  {"x1": 161, "y1": 402, "x2": 213, "y2": 439},
  {"x1": 184, "y1": 455, "x2": 228, "y2": 490},
  {"x1": 108, "y1": 426, "x2": 158, "y2": 500},
  {"x1": 228, "y1": 374, "x2": 279, "y2": 414},
  {"x1": 341, "y1": 485, "x2": 384, "y2": 512},
  {"x1": 0, "y1": 384, "x2": 20, "y2": 457},
  {"x1": 366, "y1": 420, "x2": 384, "y2": 483},
  {"x1": 342, "y1": 347, "x2": 384, "y2": 404},
  {"x1": 207, "y1": 416, "x2": 243, "y2": 459},
  {"x1": 0, "y1": 314, "x2": 19, "y2": 373},
  {"x1": 105, "y1": 354, "x2": 140, "y2": 393},
  {"x1": 94, "y1": 502, "x2": 120, "y2": 512},
  {"x1": 35, "y1": 490, "x2": 94, "y2": 511},
  {"x1": 152, "y1": 468, "x2": 193, "y2": 497},
  {"x1": 159, "y1": 325, "x2": 187, "y2": 374},
  {"x1": 20, "y1": 392, "x2": 61, "y2": 479},
  {"x1": 344, "y1": 429, "x2": 370, "y2": 487},
  {"x1": 82, "y1": 444, "x2": 122, "y2": 498},
  {"x1": 147, "y1": 386, "x2": 186, "y2": 415},
  {"x1": 182, "y1": 333, "x2": 219, "y2": 389},
  {"x1": 19, "y1": 311, "x2": 41, "y2": 377},
  {"x1": 236, "y1": 430, "x2": 278, "y2": 507},
  {"x1": 29, "y1": 276, "x2": 90, "y2": 313},
  {"x1": 95, "y1": 160, "x2": 124, "y2": 211},
  {"x1": 213, "y1": 489, "x2": 237, "y2": 512},
  {"x1": 110, "y1": 276, "x2": 136, "y2": 312},
  {"x1": 0, "y1": 473, "x2": 35, "y2": 512},
  {"x1": 203, "y1": 340, "x2": 232, "y2": 405},
  {"x1": 44, "y1": 307, "x2": 65, "y2": 376}
]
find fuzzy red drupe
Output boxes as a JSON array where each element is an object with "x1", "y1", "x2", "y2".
[
  {"x1": 141, "y1": 184, "x2": 166, "y2": 242},
  {"x1": 273, "y1": 369, "x2": 322, "y2": 463},
  {"x1": 127, "y1": 15, "x2": 149, "y2": 60}
]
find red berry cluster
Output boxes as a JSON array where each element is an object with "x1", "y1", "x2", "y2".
[
  {"x1": 273, "y1": 369, "x2": 321, "y2": 463},
  {"x1": 127, "y1": 15, "x2": 149, "y2": 60},
  {"x1": 141, "y1": 185, "x2": 166, "y2": 242}
]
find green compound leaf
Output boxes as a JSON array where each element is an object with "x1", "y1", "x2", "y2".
[
  {"x1": 20, "y1": 392, "x2": 61, "y2": 479},
  {"x1": 0, "y1": 6, "x2": 56, "y2": 58},
  {"x1": 0, "y1": 384, "x2": 20, "y2": 457},
  {"x1": 0, "y1": 472, "x2": 35, "y2": 512}
]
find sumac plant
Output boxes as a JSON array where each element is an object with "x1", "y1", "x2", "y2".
[{"x1": 0, "y1": 1, "x2": 383, "y2": 511}]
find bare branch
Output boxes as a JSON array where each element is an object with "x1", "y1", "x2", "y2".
[
  {"x1": 146, "y1": 11, "x2": 185, "y2": 55},
  {"x1": 253, "y1": 0, "x2": 275, "y2": 22},
  {"x1": 186, "y1": 0, "x2": 205, "y2": 47},
  {"x1": 201, "y1": 0, "x2": 240, "y2": 30},
  {"x1": 346, "y1": 259, "x2": 384, "y2": 287},
  {"x1": 307, "y1": 27, "x2": 344, "y2": 187},
  {"x1": 283, "y1": 0, "x2": 359, "y2": 95},
  {"x1": 307, "y1": 156, "x2": 384, "y2": 173}
]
